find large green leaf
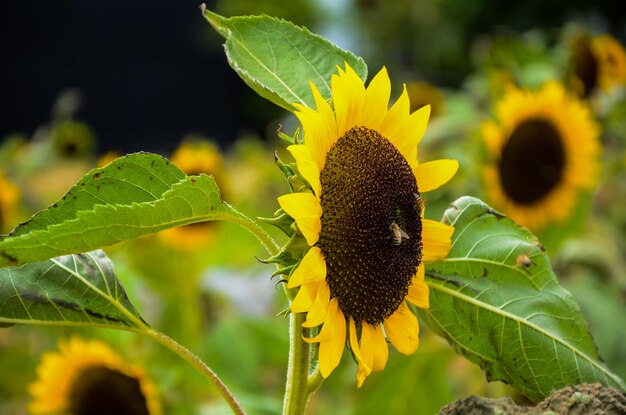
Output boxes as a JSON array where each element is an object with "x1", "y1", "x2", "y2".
[
  {"x1": 202, "y1": 6, "x2": 368, "y2": 111},
  {"x1": 422, "y1": 196, "x2": 625, "y2": 402},
  {"x1": 0, "y1": 152, "x2": 238, "y2": 267},
  {"x1": 0, "y1": 250, "x2": 144, "y2": 329}
]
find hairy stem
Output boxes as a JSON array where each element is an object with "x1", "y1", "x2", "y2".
[
  {"x1": 283, "y1": 312, "x2": 310, "y2": 415},
  {"x1": 145, "y1": 328, "x2": 246, "y2": 415},
  {"x1": 224, "y1": 204, "x2": 280, "y2": 256}
]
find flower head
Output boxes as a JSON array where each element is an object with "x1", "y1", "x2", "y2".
[
  {"x1": 482, "y1": 82, "x2": 600, "y2": 231},
  {"x1": 159, "y1": 137, "x2": 223, "y2": 250},
  {"x1": 0, "y1": 171, "x2": 20, "y2": 233},
  {"x1": 570, "y1": 32, "x2": 626, "y2": 97},
  {"x1": 278, "y1": 63, "x2": 458, "y2": 386},
  {"x1": 29, "y1": 337, "x2": 162, "y2": 415}
]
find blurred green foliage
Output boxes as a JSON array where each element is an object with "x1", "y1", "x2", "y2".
[{"x1": 1, "y1": 1, "x2": 626, "y2": 414}]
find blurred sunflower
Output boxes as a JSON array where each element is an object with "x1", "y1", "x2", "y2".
[
  {"x1": 592, "y1": 35, "x2": 626, "y2": 92},
  {"x1": 482, "y1": 82, "x2": 600, "y2": 231},
  {"x1": 406, "y1": 81, "x2": 445, "y2": 118},
  {"x1": 0, "y1": 171, "x2": 20, "y2": 233},
  {"x1": 278, "y1": 63, "x2": 458, "y2": 387},
  {"x1": 50, "y1": 120, "x2": 96, "y2": 158},
  {"x1": 569, "y1": 33, "x2": 626, "y2": 97},
  {"x1": 29, "y1": 337, "x2": 161, "y2": 415},
  {"x1": 97, "y1": 151, "x2": 122, "y2": 167},
  {"x1": 159, "y1": 137, "x2": 224, "y2": 250}
]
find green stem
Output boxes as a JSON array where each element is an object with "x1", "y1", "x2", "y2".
[
  {"x1": 282, "y1": 312, "x2": 310, "y2": 415},
  {"x1": 224, "y1": 206, "x2": 296, "y2": 301},
  {"x1": 224, "y1": 204, "x2": 280, "y2": 256},
  {"x1": 145, "y1": 328, "x2": 246, "y2": 415},
  {"x1": 222, "y1": 205, "x2": 317, "y2": 413}
]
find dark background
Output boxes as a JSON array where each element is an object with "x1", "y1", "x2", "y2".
[
  {"x1": 2, "y1": 0, "x2": 624, "y2": 154},
  {"x1": 0, "y1": 0, "x2": 282, "y2": 154}
]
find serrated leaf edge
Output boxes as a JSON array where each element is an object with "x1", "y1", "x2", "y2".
[{"x1": 425, "y1": 278, "x2": 626, "y2": 392}]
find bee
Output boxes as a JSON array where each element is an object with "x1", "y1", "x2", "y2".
[
  {"x1": 516, "y1": 254, "x2": 532, "y2": 267},
  {"x1": 414, "y1": 192, "x2": 423, "y2": 213},
  {"x1": 390, "y1": 222, "x2": 410, "y2": 245}
]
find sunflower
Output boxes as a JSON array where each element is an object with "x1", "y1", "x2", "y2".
[
  {"x1": 406, "y1": 81, "x2": 445, "y2": 119},
  {"x1": 97, "y1": 151, "x2": 122, "y2": 167},
  {"x1": 569, "y1": 33, "x2": 626, "y2": 97},
  {"x1": 277, "y1": 63, "x2": 458, "y2": 387},
  {"x1": 592, "y1": 34, "x2": 626, "y2": 92},
  {"x1": 50, "y1": 120, "x2": 96, "y2": 158},
  {"x1": 159, "y1": 137, "x2": 223, "y2": 250},
  {"x1": 29, "y1": 337, "x2": 162, "y2": 415},
  {"x1": 482, "y1": 82, "x2": 600, "y2": 231},
  {"x1": 0, "y1": 171, "x2": 20, "y2": 233}
]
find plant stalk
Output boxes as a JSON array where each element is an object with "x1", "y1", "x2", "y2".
[
  {"x1": 145, "y1": 328, "x2": 246, "y2": 415},
  {"x1": 282, "y1": 312, "x2": 310, "y2": 415}
]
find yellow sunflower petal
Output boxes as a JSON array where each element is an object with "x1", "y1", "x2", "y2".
[
  {"x1": 332, "y1": 64, "x2": 366, "y2": 137},
  {"x1": 287, "y1": 144, "x2": 322, "y2": 197},
  {"x1": 317, "y1": 299, "x2": 346, "y2": 378},
  {"x1": 370, "y1": 324, "x2": 389, "y2": 372},
  {"x1": 384, "y1": 302, "x2": 419, "y2": 355},
  {"x1": 388, "y1": 104, "x2": 430, "y2": 164},
  {"x1": 310, "y1": 82, "x2": 338, "y2": 148},
  {"x1": 302, "y1": 283, "x2": 331, "y2": 328},
  {"x1": 348, "y1": 318, "x2": 362, "y2": 359},
  {"x1": 349, "y1": 317, "x2": 370, "y2": 388},
  {"x1": 482, "y1": 120, "x2": 504, "y2": 156},
  {"x1": 291, "y1": 282, "x2": 321, "y2": 313},
  {"x1": 293, "y1": 103, "x2": 334, "y2": 170},
  {"x1": 277, "y1": 193, "x2": 322, "y2": 246},
  {"x1": 288, "y1": 247, "x2": 326, "y2": 289},
  {"x1": 361, "y1": 66, "x2": 391, "y2": 130},
  {"x1": 406, "y1": 266, "x2": 429, "y2": 309},
  {"x1": 379, "y1": 84, "x2": 410, "y2": 141},
  {"x1": 422, "y1": 219, "x2": 454, "y2": 262},
  {"x1": 305, "y1": 82, "x2": 339, "y2": 170},
  {"x1": 414, "y1": 159, "x2": 459, "y2": 193},
  {"x1": 356, "y1": 322, "x2": 374, "y2": 388}
]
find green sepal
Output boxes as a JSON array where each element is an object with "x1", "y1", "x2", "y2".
[
  {"x1": 257, "y1": 209, "x2": 295, "y2": 237},
  {"x1": 272, "y1": 264, "x2": 296, "y2": 279},
  {"x1": 277, "y1": 129, "x2": 297, "y2": 146},
  {"x1": 275, "y1": 152, "x2": 296, "y2": 181},
  {"x1": 257, "y1": 250, "x2": 298, "y2": 266},
  {"x1": 276, "y1": 306, "x2": 291, "y2": 318}
]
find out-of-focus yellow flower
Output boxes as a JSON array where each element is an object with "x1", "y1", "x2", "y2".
[
  {"x1": 158, "y1": 137, "x2": 224, "y2": 251},
  {"x1": 50, "y1": 120, "x2": 96, "y2": 158},
  {"x1": 97, "y1": 151, "x2": 123, "y2": 167},
  {"x1": 592, "y1": 34, "x2": 626, "y2": 92},
  {"x1": 406, "y1": 81, "x2": 445, "y2": 118},
  {"x1": 0, "y1": 171, "x2": 20, "y2": 233},
  {"x1": 29, "y1": 337, "x2": 162, "y2": 415},
  {"x1": 570, "y1": 33, "x2": 626, "y2": 97},
  {"x1": 482, "y1": 82, "x2": 600, "y2": 231}
]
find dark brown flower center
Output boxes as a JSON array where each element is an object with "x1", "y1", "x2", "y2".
[
  {"x1": 571, "y1": 35, "x2": 599, "y2": 98},
  {"x1": 69, "y1": 366, "x2": 150, "y2": 415},
  {"x1": 498, "y1": 118, "x2": 565, "y2": 205},
  {"x1": 318, "y1": 126, "x2": 422, "y2": 325}
]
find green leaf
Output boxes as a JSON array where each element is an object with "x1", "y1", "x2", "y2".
[
  {"x1": 0, "y1": 152, "x2": 238, "y2": 267},
  {"x1": 0, "y1": 250, "x2": 144, "y2": 329},
  {"x1": 202, "y1": 6, "x2": 368, "y2": 111},
  {"x1": 422, "y1": 196, "x2": 626, "y2": 402}
]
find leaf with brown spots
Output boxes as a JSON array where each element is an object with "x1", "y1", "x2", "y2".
[{"x1": 0, "y1": 152, "x2": 236, "y2": 267}]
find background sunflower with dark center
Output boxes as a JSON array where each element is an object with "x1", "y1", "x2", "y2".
[
  {"x1": 481, "y1": 82, "x2": 600, "y2": 234},
  {"x1": 28, "y1": 337, "x2": 162, "y2": 415}
]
